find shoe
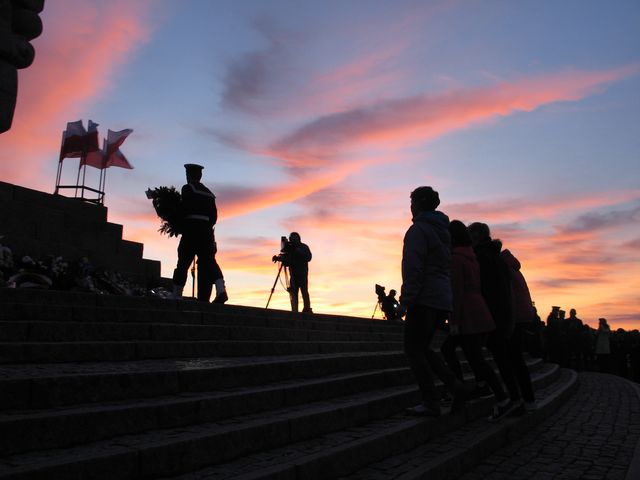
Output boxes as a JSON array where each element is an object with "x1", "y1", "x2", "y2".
[
  {"x1": 507, "y1": 401, "x2": 526, "y2": 417},
  {"x1": 471, "y1": 383, "x2": 493, "y2": 399},
  {"x1": 212, "y1": 291, "x2": 228, "y2": 304},
  {"x1": 302, "y1": 307, "x2": 313, "y2": 314},
  {"x1": 488, "y1": 400, "x2": 518, "y2": 422},
  {"x1": 450, "y1": 381, "x2": 473, "y2": 413},
  {"x1": 405, "y1": 403, "x2": 441, "y2": 417}
]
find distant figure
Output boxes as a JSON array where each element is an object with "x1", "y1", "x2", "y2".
[
  {"x1": 565, "y1": 309, "x2": 584, "y2": 369},
  {"x1": 545, "y1": 306, "x2": 562, "y2": 364},
  {"x1": 172, "y1": 163, "x2": 227, "y2": 303},
  {"x1": 469, "y1": 222, "x2": 529, "y2": 420},
  {"x1": 281, "y1": 232, "x2": 312, "y2": 313},
  {"x1": 400, "y1": 186, "x2": 469, "y2": 417},
  {"x1": 381, "y1": 289, "x2": 400, "y2": 322},
  {"x1": 595, "y1": 318, "x2": 611, "y2": 373},
  {"x1": 445, "y1": 220, "x2": 507, "y2": 405}
]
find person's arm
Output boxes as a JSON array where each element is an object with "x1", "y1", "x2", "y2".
[
  {"x1": 400, "y1": 225, "x2": 426, "y2": 308},
  {"x1": 449, "y1": 256, "x2": 464, "y2": 335}
]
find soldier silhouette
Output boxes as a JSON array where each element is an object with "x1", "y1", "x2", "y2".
[{"x1": 172, "y1": 164, "x2": 227, "y2": 303}]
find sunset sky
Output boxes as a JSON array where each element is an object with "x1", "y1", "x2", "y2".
[{"x1": 1, "y1": 0, "x2": 639, "y2": 329}]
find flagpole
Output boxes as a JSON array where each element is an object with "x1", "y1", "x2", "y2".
[{"x1": 55, "y1": 130, "x2": 65, "y2": 195}]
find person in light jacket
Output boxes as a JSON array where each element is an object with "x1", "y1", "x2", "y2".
[{"x1": 400, "y1": 187, "x2": 469, "y2": 417}]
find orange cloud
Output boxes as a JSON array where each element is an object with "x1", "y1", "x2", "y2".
[{"x1": 0, "y1": 0, "x2": 153, "y2": 186}]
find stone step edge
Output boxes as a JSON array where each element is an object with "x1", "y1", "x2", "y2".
[
  {"x1": 0, "y1": 364, "x2": 559, "y2": 479},
  {"x1": 169, "y1": 366, "x2": 572, "y2": 480},
  {"x1": 0, "y1": 351, "x2": 408, "y2": 409},
  {"x1": 0, "y1": 290, "x2": 399, "y2": 327},
  {"x1": 0, "y1": 340, "x2": 404, "y2": 365},
  {"x1": 0, "y1": 305, "x2": 401, "y2": 335},
  {"x1": 344, "y1": 369, "x2": 580, "y2": 480},
  {"x1": 0, "y1": 321, "x2": 403, "y2": 343}
]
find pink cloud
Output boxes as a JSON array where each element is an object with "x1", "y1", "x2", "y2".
[
  {"x1": 0, "y1": 0, "x2": 153, "y2": 186},
  {"x1": 266, "y1": 65, "x2": 639, "y2": 168},
  {"x1": 446, "y1": 189, "x2": 640, "y2": 224}
]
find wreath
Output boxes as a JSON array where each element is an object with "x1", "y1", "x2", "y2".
[{"x1": 146, "y1": 186, "x2": 183, "y2": 237}]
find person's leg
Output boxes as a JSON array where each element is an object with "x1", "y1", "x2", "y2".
[
  {"x1": 403, "y1": 305, "x2": 440, "y2": 411},
  {"x1": 441, "y1": 335, "x2": 463, "y2": 381},
  {"x1": 289, "y1": 276, "x2": 300, "y2": 312},
  {"x1": 487, "y1": 331, "x2": 521, "y2": 402},
  {"x1": 460, "y1": 334, "x2": 507, "y2": 401},
  {"x1": 172, "y1": 232, "x2": 195, "y2": 298},
  {"x1": 508, "y1": 324, "x2": 535, "y2": 403},
  {"x1": 299, "y1": 274, "x2": 311, "y2": 312},
  {"x1": 195, "y1": 227, "x2": 215, "y2": 302}
]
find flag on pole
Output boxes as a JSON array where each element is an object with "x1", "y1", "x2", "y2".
[
  {"x1": 59, "y1": 120, "x2": 87, "y2": 161},
  {"x1": 86, "y1": 120, "x2": 100, "y2": 152},
  {"x1": 104, "y1": 128, "x2": 134, "y2": 169},
  {"x1": 84, "y1": 139, "x2": 106, "y2": 169}
]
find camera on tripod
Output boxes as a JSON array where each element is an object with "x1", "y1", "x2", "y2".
[{"x1": 272, "y1": 235, "x2": 293, "y2": 263}]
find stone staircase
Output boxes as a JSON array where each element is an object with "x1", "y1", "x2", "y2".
[
  {"x1": 0, "y1": 288, "x2": 577, "y2": 479},
  {"x1": 0, "y1": 181, "x2": 161, "y2": 285}
]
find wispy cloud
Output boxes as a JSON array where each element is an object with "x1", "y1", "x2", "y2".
[{"x1": 558, "y1": 205, "x2": 640, "y2": 233}]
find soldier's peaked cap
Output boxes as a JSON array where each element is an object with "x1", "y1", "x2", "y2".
[{"x1": 184, "y1": 163, "x2": 204, "y2": 172}]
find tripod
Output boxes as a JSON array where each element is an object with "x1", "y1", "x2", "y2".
[
  {"x1": 190, "y1": 261, "x2": 196, "y2": 298},
  {"x1": 266, "y1": 261, "x2": 291, "y2": 309}
]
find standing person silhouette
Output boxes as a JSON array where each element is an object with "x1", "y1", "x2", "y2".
[
  {"x1": 282, "y1": 232, "x2": 312, "y2": 313},
  {"x1": 400, "y1": 186, "x2": 469, "y2": 417},
  {"x1": 172, "y1": 163, "x2": 227, "y2": 303},
  {"x1": 468, "y1": 222, "x2": 521, "y2": 420}
]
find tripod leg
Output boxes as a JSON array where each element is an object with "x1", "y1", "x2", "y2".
[
  {"x1": 266, "y1": 263, "x2": 284, "y2": 309},
  {"x1": 371, "y1": 302, "x2": 379, "y2": 319}
]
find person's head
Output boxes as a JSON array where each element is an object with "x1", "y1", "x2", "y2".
[
  {"x1": 449, "y1": 220, "x2": 472, "y2": 247},
  {"x1": 184, "y1": 163, "x2": 203, "y2": 183},
  {"x1": 410, "y1": 186, "x2": 440, "y2": 218},
  {"x1": 468, "y1": 222, "x2": 491, "y2": 246},
  {"x1": 559, "y1": 309, "x2": 565, "y2": 319},
  {"x1": 570, "y1": 308, "x2": 577, "y2": 318},
  {"x1": 289, "y1": 232, "x2": 301, "y2": 245},
  {"x1": 389, "y1": 289, "x2": 396, "y2": 297},
  {"x1": 599, "y1": 317, "x2": 608, "y2": 326}
]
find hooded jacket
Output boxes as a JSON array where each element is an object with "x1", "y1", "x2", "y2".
[
  {"x1": 451, "y1": 246, "x2": 495, "y2": 334},
  {"x1": 501, "y1": 249, "x2": 535, "y2": 324},
  {"x1": 400, "y1": 210, "x2": 452, "y2": 311}
]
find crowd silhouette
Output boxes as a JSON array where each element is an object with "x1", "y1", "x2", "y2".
[{"x1": 397, "y1": 186, "x2": 639, "y2": 421}]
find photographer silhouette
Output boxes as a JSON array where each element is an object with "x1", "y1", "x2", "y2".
[{"x1": 271, "y1": 232, "x2": 312, "y2": 313}]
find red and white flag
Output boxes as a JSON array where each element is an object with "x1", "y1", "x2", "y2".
[
  {"x1": 59, "y1": 120, "x2": 87, "y2": 161},
  {"x1": 104, "y1": 128, "x2": 134, "y2": 169},
  {"x1": 84, "y1": 140, "x2": 106, "y2": 169}
]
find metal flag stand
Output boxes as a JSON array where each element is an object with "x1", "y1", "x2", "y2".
[{"x1": 54, "y1": 130, "x2": 105, "y2": 205}]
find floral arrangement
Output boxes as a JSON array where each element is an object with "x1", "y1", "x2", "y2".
[{"x1": 146, "y1": 186, "x2": 183, "y2": 237}]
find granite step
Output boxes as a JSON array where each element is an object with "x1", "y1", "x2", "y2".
[
  {"x1": 0, "y1": 320, "x2": 403, "y2": 343},
  {"x1": 0, "y1": 366, "x2": 415, "y2": 456},
  {"x1": 0, "y1": 339, "x2": 404, "y2": 364},
  {"x1": 0, "y1": 362, "x2": 559, "y2": 480},
  {"x1": 0, "y1": 352, "x2": 409, "y2": 409},
  {"x1": 1, "y1": 356, "x2": 542, "y2": 456},
  {"x1": 339, "y1": 369, "x2": 579, "y2": 480},
  {"x1": 155, "y1": 366, "x2": 567, "y2": 480}
]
